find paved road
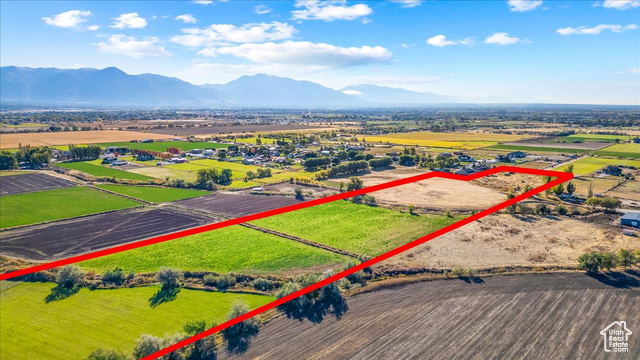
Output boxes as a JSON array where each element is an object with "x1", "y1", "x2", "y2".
[{"x1": 221, "y1": 272, "x2": 640, "y2": 360}]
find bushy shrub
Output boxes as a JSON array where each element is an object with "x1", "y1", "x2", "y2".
[{"x1": 251, "y1": 278, "x2": 275, "y2": 291}]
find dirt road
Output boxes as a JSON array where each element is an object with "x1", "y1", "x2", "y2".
[{"x1": 221, "y1": 272, "x2": 639, "y2": 360}]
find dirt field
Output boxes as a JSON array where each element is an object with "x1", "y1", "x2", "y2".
[
  {"x1": 174, "y1": 192, "x2": 302, "y2": 218},
  {"x1": 0, "y1": 172, "x2": 76, "y2": 196},
  {"x1": 354, "y1": 168, "x2": 506, "y2": 210},
  {"x1": 607, "y1": 180, "x2": 640, "y2": 201},
  {"x1": 249, "y1": 183, "x2": 338, "y2": 198},
  {"x1": 385, "y1": 213, "x2": 639, "y2": 269},
  {"x1": 0, "y1": 208, "x2": 214, "y2": 260},
  {"x1": 0, "y1": 130, "x2": 173, "y2": 149},
  {"x1": 140, "y1": 124, "x2": 330, "y2": 137},
  {"x1": 221, "y1": 272, "x2": 639, "y2": 360}
]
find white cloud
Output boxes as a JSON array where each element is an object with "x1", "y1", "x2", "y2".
[
  {"x1": 255, "y1": 5, "x2": 272, "y2": 14},
  {"x1": 176, "y1": 14, "x2": 197, "y2": 24},
  {"x1": 343, "y1": 89, "x2": 362, "y2": 95},
  {"x1": 484, "y1": 32, "x2": 525, "y2": 45},
  {"x1": 602, "y1": 0, "x2": 640, "y2": 9},
  {"x1": 629, "y1": 67, "x2": 640, "y2": 74},
  {"x1": 291, "y1": 1, "x2": 373, "y2": 21},
  {"x1": 507, "y1": 0, "x2": 543, "y2": 12},
  {"x1": 193, "y1": 0, "x2": 213, "y2": 4},
  {"x1": 199, "y1": 41, "x2": 392, "y2": 68},
  {"x1": 87, "y1": 25, "x2": 100, "y2": 31},
  {"x1": 43, "y1": 10, "x2": 92, "y2": 29},
  {"x1": 389, "y1": 0, "x2": 423, "y2": 8},
  {"x1": 111, "y1": 13, "x2": 147, "y2": 29},
  {"x1": 95, "y1": 35, "x2": 172, "y2": 58},
  {"x1": 557, "y1": 24, "x2": 637, "y2": 35},
  {"x1": 426, "y1": 35, "x2": 475, "y2": 47},
  {"x1": 170, "y1": 22, "x2": 296, "y2": 47}
]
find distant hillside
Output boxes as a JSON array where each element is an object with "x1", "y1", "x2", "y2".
[
  {"x1": 340, "y1": 84, "x2": 457, "y2": 104},
  {"x1": 1, "y1": 66, "x2": 461, "y2": 107}
]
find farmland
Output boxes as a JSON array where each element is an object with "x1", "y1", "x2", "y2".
[
  {"x1": 0, "y1": 130, "x2": 173, "y2": 149},
  {"x1": 252, "y1": 201, "x2": 461, "y2": 255},
  {"x1": 562, "y1": 133, "x2": 634, "y2": 143},
  {"x1": 96, "y1": 184, "x2": 209, "y2": 203},
  {"x1": 0, "y1": 172, "x2": 76, "y2": 196},
  {"x1": 1, "y1": 208, "x2": 214, "y2": 260},
  {"x1": 98, "y1": 141, "x2": 228, "y2": 152},
  {"x1": 221, "y1": 273, "x2": 640, "y2": 360},
  {"x1": 0, "y1": 187, "x2": 140, "y2": 229},
  {"x1": 79, "y1": 225, "x2": 347, "y2": 273},
  {"x1": 141, "y1": 123, "x2": 330, "y2": 136},
  {"x1": 175, "y1": 193, "x2": 301, "y2": 218},
  {"x1": 364, "y1": 131, "x2": 532, "y2": 149},
  {"x1": 55, "y1": 162, "x2": 154, "y2": 181},
  {"x1": 594, "y1": 143, "x2": 640, "y2": 159},
  {"x1": 488, "y1": 144, "x2": 588, "y2": 154},
  {"x1": 0, "y1": 282, "x2": 273, "y2": 360},
  {"x1": 553, "y1": 157, "x2": 640, "y2": 175}
]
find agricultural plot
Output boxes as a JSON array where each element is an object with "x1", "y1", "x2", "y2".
[
  {"x1": 607, "y1": 180, "x2": 640, "y2": 201},
  {"x1": 0, "y1": 282, "x2": 273, "y2": 360},
  {"x1": 570, "y1": 177, "x2": 622, "y2": 197},
  {"x1": 79, "y1": 224, "x2": 347, "y2": 273},
  {"x1": 488, "y1": 144, "x2": 588, "y2": 154},
  {"x1": 562, "y1": 133, "x2": 634, "y2": 143},
  {"x1": 0, "y1": 207, "x2": 214, "y2": 260},
  {"x1": 126, "y1": 166, "x2": 197, "y2": 182},
  {"x1": 55, "y1": 162, "x2": 153, "y2": 181},
  {"x1": 0, "y1": 187, "x2": 140, "y2": 229},
  {"x1": 365, "y1": 131, "x2": 531, "y2": 149},
  {"x1": 141, "y1": 123, "x2": 327, "y2": 136},
  {"x1": 554, "y1": 157, "x2": 640, "y2": 175},
  {"x1": 0, "y1": 130, "x2": 173, "y2": 149},
  {"x1": 222, "y1": 273, "x2": 640, "y2": 360},
  {"x1": 0, "y1": 172, "x2": 75, "y2": 196},
  {"x1": 98, "y1": 141, "x2": 228, "y2": 152},
  {"x1": 502, "y1": 141, "x2": 607, "y2": 150},
  {"x1": 252, "y1": 201, "x2": 461, "y2": 255},
  {"x1": 95, "y1": 184, "x2": 209, "y2": 203},
  {"x1": 175, "y1": 193, "x2": 301, "y2": 218},
  {"x1": 594, "y1": 143, "x2": 640, "y2": 159},
  {"x1": 0, "y1": 171, "x2": 29, "y2": 177}
]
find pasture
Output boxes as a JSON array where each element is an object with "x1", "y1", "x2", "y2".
[
  {"x1": 562, "y1": 133, "x2": 634, "y2": 143},
  {"x1": 607, "y1": 180, "x2": 640, "y2": 201},
  {"x1": 125, "y1": 166, "x2": 197, "y2": 182},
  {"x1": 488, "y1": 144, "x2": 588, "y2": 154},
  {"x1": 0, "y1": 187, "x2": 140, "y2": 229},
  {"x1": 79, "y1": 225, "x2": 347, "y2": 273},
  {"x1": 55, "y1": 162, "x2": 153, "y2": 181},
  {"x1": 364, "y1": 131, "x2": 531, "y2": 149},
  {"x1": 95, "y1": 184, "x2": 209, "y2": 203},
  {"x1": 0, "y1": 282, "x2": 272, "y2": 360},
  {"x1": 252, "y1": 201, "x2": 461, "y2": 255},
  {"x1": 554, "y1": 157, "x2": 640, "y2": 175},
  {"x1": 594, "y1": 143, "x2": 640, "y2": 159}
]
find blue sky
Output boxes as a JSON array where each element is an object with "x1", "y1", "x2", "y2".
[{"x1": 1, "y1": 0, "x2": 639, "y2": 104}]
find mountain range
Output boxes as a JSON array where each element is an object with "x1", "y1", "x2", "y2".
[{"x1": 0, "y1": 66, "x2": 461, "y2": 108}]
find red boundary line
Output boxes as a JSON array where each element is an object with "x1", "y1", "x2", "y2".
[{"x1": 0, "y1": 166, "x2": 572, "y2": 359}]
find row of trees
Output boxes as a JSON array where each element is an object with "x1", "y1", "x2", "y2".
[
  {"x1": 69, "y1": 144, "x2": 101, "y2": 161},
  {"x1": 316, "y1": 160, "x2": 369, "y2": 179},
  {"x1": 303, "y1": 156, "x2": 331, "y2": 170},
  {"x1": 245, "y1": 168, "x2": 271, "y2": 180},
  {"x1": 578, "y1": 249, "x2": 638, "y2": 274},
  {"x1": 196, "y1": 168, "x2": 233, "y2": 187},
  {"x1": 368, "y1": 157, "x2": 393, "y2": 169}
]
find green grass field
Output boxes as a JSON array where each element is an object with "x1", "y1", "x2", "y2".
[
  {"x1": 126, "y1": 166, "x2": 197, "y2": 182},
  {"x1": 487, "y1": 144, "x2": 588, "y2": 154},
  {"x1": 594, "y1": 143, "x2": 640, "y2": 159},
  {"x1": 95, "y1": 184, "x2": 210, "y2": 203},
  {"x1": 554, "y1": 157, "x2": 640, "y2": 175},
  {"x1": 252, "y1": 201, "x2": 461, "y2": 255},
  {"x1": 79, "y1": 225, "x2": 347, "y2": 273},
  {"x1": 55, "y1": 162, "x2": 153, "y2": 181},
  {"x1": 0, "y1": 282, "x2": 272, "y2": 360},
  {"x1": 0, "y1": 171, "x2": 29, "y2": 177},
  {"x1": 562, "y1": 134, "x2": 634, "y2": 143},
  {"x1": 98, "y1": 141, "x2": 228, "y2": 152},
  {"x1": 0, "y1": 187, "x2": 140, "y2": 228}
]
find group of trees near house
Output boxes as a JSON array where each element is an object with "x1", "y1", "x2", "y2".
[
  {"x1": 196, "y1": 168, "x2": 233, "y2": 186},
  {"x1": 368, "y1": 157, "x2": 393, "y2": 169},
  {"x1": 316, "y1": 160, "x2": 369, "y2": 179},
  {"x1": 578, "y1": 249, "x2": 638, "y2": 274},
  {"x1": 245, "y1": 168, "x2": 272, "y2": 180},
  {"x1": 303, "y1": 156, "x2": 331, "y2": 170},
  {"x1": 69, "y1": 144, "x2": 102, "y2": 161}
]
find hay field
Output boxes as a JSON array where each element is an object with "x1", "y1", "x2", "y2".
[{"x1": 0, "y1": 130, "x2": 172, "y2": 149}]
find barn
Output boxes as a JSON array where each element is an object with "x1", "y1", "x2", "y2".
[{"x1": 621, "y1": 211, "x2": 640, "y2": 228}]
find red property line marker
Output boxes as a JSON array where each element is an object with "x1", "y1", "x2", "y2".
[{"x1": 0, "y1": 167, "x2": 572, "y2": 359}]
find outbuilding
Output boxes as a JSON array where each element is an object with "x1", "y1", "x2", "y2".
[{"x1": 621, "y1": 211, "x2": 640, "y2": 228}]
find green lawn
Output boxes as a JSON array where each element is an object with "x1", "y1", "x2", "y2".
[
  {"x1": 79, "y1": 225, "x2": 347, "y2": 273},
  {"x1": 487, "y1": 144, "x2": 588, "y2": 154},
  {"x1": 562, "y1": 134, "x2": 634, "y2": 143},
  {"x1": 0, "y1": 282, "x2": 272, "y2": 360},
  {"x1": 594, "y1": 143, "x2": 640, "y2": 159},
  {"x1": 0, "y1": 187, "x2": 140, "y2": 228},
  {"x1": 252, "y1": 201, "x2": 461, "y2": 255},
  {"x1": 554, "y1": 157, "x2": 640, "y2": 175},
  {"x1": 55, "y1": 162, "x2": 153, "y2": 181},
  {"x1": 98, "y1": 141, "x2": 228, "y2": 152},
  {"x1": 95, "y1": 184, "x2": 210, "y2": 203}
]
